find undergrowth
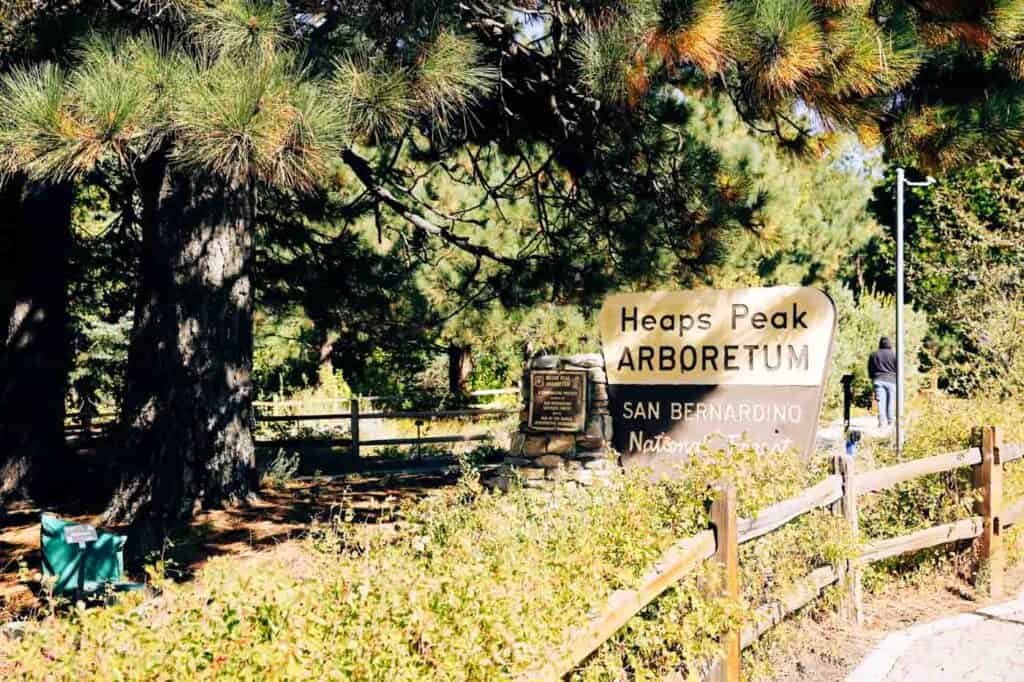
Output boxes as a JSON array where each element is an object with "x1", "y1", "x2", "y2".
[
  {"x1": 858, "y1": 394, "x2": 1024, "y2": 591},
  {"x1": 1, "y1": 394, "x2": 1020, "y2": 680},
  {"x1": 0, "y1": 441, "x2": 848, "y2": 681}
]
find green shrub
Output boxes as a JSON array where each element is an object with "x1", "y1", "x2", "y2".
[
  {"x1": 0, "y1": 443, "x2": 849, "y2": 681},
  {"x1": 824, "y1": 284, "x2": 929, "y2": 412},
  {"x1": 7, "y1": 395, "x2": 1018, "y2": 680},
  {"x1": 857, "y1": 393, "x2": 1024, "y2": 589}
]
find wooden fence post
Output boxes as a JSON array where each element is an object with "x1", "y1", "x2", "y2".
[
  {"x1": 838, "y1": 454, "x2": 862, "y2": 624},
  {"x1": 830, "y1": 456, "x2": 846, "y2": 609},
  {"x1": 709, "y1": 483, "x2": 740, "y2": 682},
  {"x1": 350, "y1": 397, "x2": 361, "y2": 458},
  {"x1": 973, "y1": 425, "x2": 1004, "y2": 598}
]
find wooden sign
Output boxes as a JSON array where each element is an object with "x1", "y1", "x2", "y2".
[
  {"x1": 599, "y1": 287, "x2": 836, "y2": 475},
  {"x1": 529, "y1": 370, "x2": 587, "y2": 432}
]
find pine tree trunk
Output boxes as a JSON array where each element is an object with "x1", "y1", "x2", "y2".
[
  {"x1": 0, "y1": 178, "x2": 73, "y2": 503},
  {"x1": 315, "y1": 330, "x2": 336, "y2": 387},
  {"x1": 447, "y1": 343, "x2": 473, "y2": 399},
  {"x1": 106, "y1": 158, "x2": 257, "y2": 533},
  {"x1": 0, "y1": 180, "x2": 17, "y2": 331}
]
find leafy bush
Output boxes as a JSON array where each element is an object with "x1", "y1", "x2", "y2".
[
  {"x1": 860, "y1": 156, "x2": 1024, "y2": 399},
  {"x1": 7, "y1": 395, "x2": 1018, "y2": 680},
  {"x1": 0, "y1": 443, "x2": 848, "y2": 681},
  {"x1": 579, "y1": 445, "x2": 855, "y2": 681},
  {"x1": 857, "y1": 393, "x2": 1024, "y2": 588},
  {"x1": 937, "y1": 277, "x2": 1024, "y2": 399}
]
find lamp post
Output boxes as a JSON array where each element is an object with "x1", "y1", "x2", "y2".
[{"x1": 894, "y1": 169, "x2": 935, "y2": 454}]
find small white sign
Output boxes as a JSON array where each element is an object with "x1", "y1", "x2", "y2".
[{"x1": 63, "y1": 524, "x2": 98, "y2": 546}]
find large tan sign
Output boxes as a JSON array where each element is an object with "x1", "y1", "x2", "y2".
[{"x1": 599, "y1": 287, "x2": 836, "y2": 474}]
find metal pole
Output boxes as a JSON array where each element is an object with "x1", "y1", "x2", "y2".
[{"x1": 895, "y1": 168, "x2": 905, "y2": 454}]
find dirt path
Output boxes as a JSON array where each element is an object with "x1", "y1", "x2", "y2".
[
  {"x1": 765, "y1": 565, "x2": 1024, "y2": 681},
  {"x1": 850, "y1": 590, "x2": 1024, "y2": 681}
]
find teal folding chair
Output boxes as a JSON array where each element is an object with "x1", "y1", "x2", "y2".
[{"x1": 40, "y1": 515, "x2": 144, "y2": 599}]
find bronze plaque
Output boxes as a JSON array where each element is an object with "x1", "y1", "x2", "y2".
[
  {"x1": 529, "y1": 370, "x2": 587, "y2": 432},
  {"x1": 599, "y1": 287, "x2": 836, "y2": 471}
]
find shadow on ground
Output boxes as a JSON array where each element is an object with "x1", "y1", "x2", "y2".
[{"x1": 0, "y1": 452, "x2": 476, "y2": 620}]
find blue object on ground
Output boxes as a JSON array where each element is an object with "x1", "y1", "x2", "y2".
[{"x1": 845, "y1": 428, "x2": 862, "y2": 457}]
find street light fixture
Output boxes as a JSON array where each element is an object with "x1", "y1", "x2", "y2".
[{"x1": 894, "y1": 168, "x2": 935, "y2": 455}]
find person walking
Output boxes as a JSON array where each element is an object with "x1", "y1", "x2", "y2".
[{"x1": 868, "y1": 337, "x2": 897, "y2": 428}]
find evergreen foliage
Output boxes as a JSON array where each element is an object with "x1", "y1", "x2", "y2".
[
  {"x1": 3, "y1": 0, "x2": 1024, "y2": 525},
  {"x1": 687, "y1": 93, "x2": 882, "y2": 287},
  {"x1": 863, "y1": 158, "x2": 1024, "y2": 398},
  {"x1": 564, "y1": 0, "x2": 1024, "y2": 167}
]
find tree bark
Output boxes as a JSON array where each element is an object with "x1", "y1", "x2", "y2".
[
  {"x1": 106, "y1": 156, "x2": 257, "y2": 534},
  {"x1": 0, "y1": 180, "x2": 17, "y2": 329},
  {"x1": 314, "y1": 329, "x2": 337, "y2": 387},
  {"x1": 447, "y1": 342, "x2": 473, "y2": 399},
  {"x1": 0, "y1": 178, "x2": 73, "y2": 504}
]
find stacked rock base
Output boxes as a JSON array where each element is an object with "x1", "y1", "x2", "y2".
[{"x1": 488, "y1": 353, "x2": 619, "y2": 493}]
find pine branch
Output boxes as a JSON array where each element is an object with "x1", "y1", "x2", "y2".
[{"x1": 340, "y1": 147, "x2": 525, "y2": 268}]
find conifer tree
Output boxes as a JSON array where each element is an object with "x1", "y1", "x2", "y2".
[
  {"x1": 0, "y1": 174, "x2": 73, "y2": 503},
  {"x1": 459, "y1": 1, "x2": 1024, "y2": 168},
  {"x1": 7, "y1": 0, "x2": 1024, "y2": 531},
  {"x1": 0, "y1": 2, "x2": 513, "y2": 531},
  {"x1": 0, "y1": 53, "x2": 77, "y2": 503},
  {"x1": 0, "y1": 9, "x2": 339, "y2": 529}
]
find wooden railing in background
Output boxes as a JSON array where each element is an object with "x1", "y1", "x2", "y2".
[
  {"x1": 253, "y1": 397, "x2": 518, "y2": 456},
  {"x1": 527, "y1": 426, "x2": 1024, "y2": 682},
  {"x1": 253, "y1": 389, "x2": 519, "y2": 455},
  {"x1": 65, "y1": 388, "x2": 521, "y2": 456}
]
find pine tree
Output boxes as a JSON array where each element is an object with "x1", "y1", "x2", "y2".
[
  {"x1": 462, "y1": 1, "x2": 1024, "y2": 169},
  {"x1": 0, "y1": 58, "x2": 77, "y2": 503},
  {"x1": 9, "y1": 0, "x2": 1024, "y2": 532},
  {"x1": 0, "y1": 12, "x2": 339, "y2": 530},
  {"x1": 0, "y1": 175, "x2": 73, "y2": 503},
  {"x1": 686, "y1": 93, "x2": 883, "y2": 287},
  {"x1": 0, "y1": 1, "x2": 512, "y2": 533}
]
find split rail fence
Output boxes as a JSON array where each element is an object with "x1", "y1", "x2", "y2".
[
  {"x1": 525, "y1": 425, "x2": 1024, "y2": 682},
  {"x1": 65, "y1": 389, "x2": 520, "y2": 457}
]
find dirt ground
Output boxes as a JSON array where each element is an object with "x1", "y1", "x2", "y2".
[
  {"x1": 0, "y1": 464, "x2": 464, "y2": 621},
  {"x1": 763, "y1": 564, "x2": 1024, "y2": 681}
]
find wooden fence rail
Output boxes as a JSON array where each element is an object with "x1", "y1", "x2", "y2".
[
  {"x1": 252, "y1": 387, "x2": 519, "y2": 410},
  {"x1": 740, "y1": 565, "x2": 839, "y2": 649},
  {"x1": 257, "y1": 407, "x2": 516, "y2": 422},
  {"x1": 858, "y1": 516, "x2": 984, "y2": 564},
  {"x1": 737, "y1": 475, "x2": 842, "y2": 544},
  {"x1": 520, "y1": 531, "x2": 717, "y2": 681},
  {"x1": 68, "y1": 391, "x2": 520, "y2": 455},
  {"x1": 254, "y1": 433, "x2": 495, "y2": 449},
  {"x1": 532, "y1": 427, "x2": 1024, "y2": 682},
  {"x1": 854, "y1": 448, "x2": 979, "y2": 494},
  {"x1": 1005, "y1": 499, "x2": 1024, "y2": 528},
  {"x1": 259, "y1": 399, "x2": 518, "y2": 455}
]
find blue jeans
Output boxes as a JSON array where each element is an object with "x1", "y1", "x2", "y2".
[{"x1": 873, "y1": 380, "x2": 895, "y2": 426}]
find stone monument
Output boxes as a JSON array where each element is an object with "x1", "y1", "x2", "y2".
[{"x1": 488, "y1": 353, "x2": 618, "y2": 492}]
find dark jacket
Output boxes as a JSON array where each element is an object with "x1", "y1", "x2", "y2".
[{"x1": 868, "y1": 348, "x2": 897, "y2": 384}]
